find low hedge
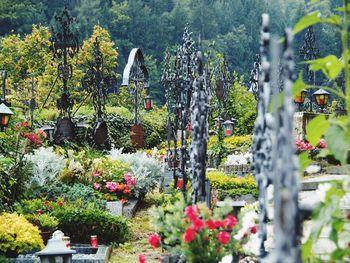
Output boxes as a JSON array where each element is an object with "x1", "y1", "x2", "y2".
[
  {"x1": 53, "y1": 206, "x2": 129, "y2": 244},
  {"x1": 207, "y1": 171, "x2": 258, "y2": 200},
  {"x1": 15, "y1": 198, "x2": 129, "y2": 244},
  {"x1": 208, "y1": 135, "x2": 252, "y2": 153}
]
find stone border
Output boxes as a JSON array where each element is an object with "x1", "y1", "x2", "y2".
[
  {"x1": 106, "y1": 198, "x2": 141, "y2": 218},
  {"x1": 7, "y1": 245, "x2": 111, "y2": 263},
  {"x1": 218, "y1": 164, "x2": 252, "y2": 176}
]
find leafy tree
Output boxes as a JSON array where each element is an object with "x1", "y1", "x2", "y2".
[{"x1": 227, "y1": 73, "x2": 257, "y2": 135}]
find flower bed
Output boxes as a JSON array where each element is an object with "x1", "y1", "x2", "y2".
[{"x1": 207, "y1": 171, "x2": 258, "y2": 202}]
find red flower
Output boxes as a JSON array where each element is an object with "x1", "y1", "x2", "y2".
[
  {"x1": 216, "y1": 231, "x2": 230, "y2": 245},
  {"x1": 23, "y1": 132, "x2": 43, "y2": 145},
  {"x1": 214, "y1": 220, "x2": 225, "y2": 228},
  {"x1": 206, "y1": 220, "x2": 218, "y2": 230},
  {"x1": 192, "y1": 218, "x2": 205, "y2": 231},
  {"x1": 183, "y1": 227, "x2": 197, "y2": 243},
  {"x1": 184, "y1": 205, "x2": 197, "y2": 221},
  {"x1": 148, "y1": 234, "x2": 161, "y2": 248},
  {"x1": 250, "y1": 226, "x2": 257, "y2": 234},
  {"x1": 139, "y1": 254, "x2": 146, "y2": 263},
  {"x1": 117, "y1": 183, "x2": 126, "y2": 191},
  {"x1": 120, "y1": 199, "x2": 128, "y2": 205},
  {"x1": 36, "y1": 209, "x2": 43, "y2": 214},
  {"x1": 243, "y1": 232, "x2": 248, "y2": 238},
  {"x1": 347, "y1": 212, "x2": 350, "y2": 220},
  {"x1": 123, "y1": 186, "x2": 131, "y2": 194},
  {"x1": 225, "y1": 215, "x2": 237, "y2": 229},
  {"x1": 204, "y1": 236, "x2": 210, "y2": 241},
  {"x1": 57, "y1": 200, "x2": 63, "y2": 206}
]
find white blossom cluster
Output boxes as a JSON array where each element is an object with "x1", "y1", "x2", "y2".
[{"x1": 225, "y1": 152, "x2": 252, "y2": 166}]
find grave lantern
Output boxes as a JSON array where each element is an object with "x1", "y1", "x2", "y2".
[
  {"x1": 313, "y1": 88, "x2": 330, "y2": 108},
  {"x1": 36, "y1": 232, "x2": 76, "y2": 263},
  {"x1": 0, "y1": 103, "x2": 13, "y2": 131},
  {"x1": 215, "y1": 116, "x2": 224, "y2": 128},
  {"x1": 223, "y1": 119, "x2": 235, "y2": 137},
  {"x1": 294, "y1": 89, "x2": 307, "y2": 104},
  {"x1": 144, "y1": 95, "x2": 152, "y2": 111}
]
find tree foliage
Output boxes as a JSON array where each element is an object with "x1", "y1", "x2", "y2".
[{"x1": 1, "y1": 0, "x2": 337, "y2": 105}]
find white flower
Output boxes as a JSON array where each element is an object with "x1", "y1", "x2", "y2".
[
  {"x1": 234, "y1": 210, "x2": 258, "y2": 240},
  {"x1": 225, "y1": 152, "x2": 252, "y2": 166},
  {"x1": 219, "y1": 255, "x2": 233, "y2": 263}
]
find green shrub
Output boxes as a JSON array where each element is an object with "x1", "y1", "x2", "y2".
[
  {"x1": 0, "y1": 213, "x2": 44, "y2": 255},
  {"x1": 207, "y1": 171, "x2": 258, "y2": 199},
  {"x1": 25, "y1": 214, "x2": 59, "y2": 232},
  {"x1": 15, "y1": 198, "x2": 129, "y2": 244},
  {"x1": 35, "y1": 183, "x2": 106, "y2": 209},
  {"x1": 52, "y1": 205, "x2": 129, "y2": 244},
  {"x1": 208, "y1": 135, "x2": 252, "y2": 154},
  {"x1": 0, "y1": 156, "x2": 33, "y2": 212}
]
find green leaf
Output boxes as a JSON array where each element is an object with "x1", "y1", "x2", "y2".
[
  {"x1": 325, "y1": 15, "x2": 341, "y2": 26},
  {"x1": 293, "y1": 12, "x2": 322, "y2": 35},
  {"x1": 325, "y1": 123, "x2": 350, "y2": 165},
  {"x1": 329, "y1": 227, "x2": 339, "y2": 244},
  {"x1": 302, "y1": 238, "x2": 313, "y2": 262},
  {"x1": 306, "y1": 55, "x2": 344, "y2": 80},
  {"x1": 306, "y1": 115, "x2": 330, "y2": 146},
  {"x1": 331, "y1": 249, "x2": 345, "y2": 260},
  {"x1": 335, "y1": 4, "x2": 350, "y2": 13},
  {"x1": 299, "y1": 151, "x2": 312, "y2": 176},
  {"x1": 292, "y1": 72, "x2": 308, "y2": 98}
]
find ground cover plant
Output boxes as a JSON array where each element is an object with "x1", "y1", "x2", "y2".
[{"x1": 207, "y1": 171, "x2": 258, "y2": 201}]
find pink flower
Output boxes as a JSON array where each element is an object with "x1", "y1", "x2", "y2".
[
  {"x1": 183, "y1": 227, "x2": 197, "y2": 243},
  {"x1": 36, "y1": 128, "x2": 47, "y2": 139},
  {"x1": 225, "y1": 215, "x2": 237, "y2": 229},
  {"x1": 129, "y1": 177, "x2": 137, "y2": 186},
  {"x1": 93, "y1": 183, "x2": 101, "y2": 190},
  {"x1": 217, "y1": 231, "x2": 230, "y2": 245},
  {"x1": 295, "y1": 139, "x2": 314, "y2": 151},
  {"x1": 92, "y1": 170, "x2": 101, "y2": 177},
  {"x1": 105, "y1": 182, "x2": 118, "y2": 192},
  {"x1": 148, "y1": 234, "x2": 161, "y2": 248},
  {"x1": 124, "y1": 173, "x2": 131, "y2": 181},
  {"x1": 192, "y1": 218, "x2": 205, "y2": 231},
  {"x1": 317, "y1": 139, "x2": 327, "y2": 149},
  {"x1": 184, "y1": 205, "x2": 198, "y2": 221},
  {"x1": 124, "y1": 173, "x2": 137, "y2": 187},
  {"x1": 139, "y1": 254, "x2": 146, "y2": 263}
]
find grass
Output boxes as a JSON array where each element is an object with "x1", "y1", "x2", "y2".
[{"x1": 109, "y1": 193, "x2": 163, "y2": 263}]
